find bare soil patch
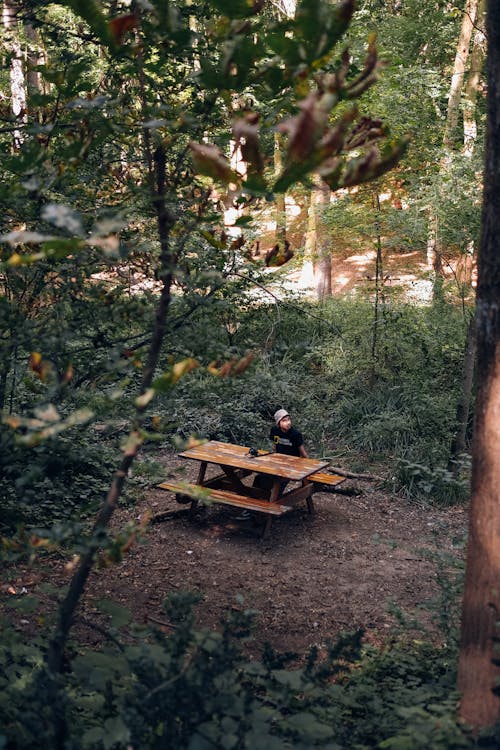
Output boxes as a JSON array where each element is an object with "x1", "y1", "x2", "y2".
[{"x1": 2, "y1": 452, "x2": 467, "y2": 657}]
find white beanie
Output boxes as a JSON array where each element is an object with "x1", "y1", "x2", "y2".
[{"x1": 274, "y1": 408, "x2": 289, "y2": 425}]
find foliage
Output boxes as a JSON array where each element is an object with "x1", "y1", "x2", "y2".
[
  {"x1": 0, "y1": 591, "x2": 486, "y2": 750},
  {"x1": 0, "y1": 426, "x2": 116, "y2": 532},
  {"x1": 151, "y1": 296, "x2": 471, "y2": 501},
  {"x1": 0, "y1": 0, "x2": 484, "y2": 744}
]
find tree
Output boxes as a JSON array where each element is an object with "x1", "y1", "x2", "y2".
[
  {"x1": 443, "y1": 0, "x2": 479, "y2": 150},
  {"x1": 463, "y1": 0, "x2": 487, "y2": 156},
  {"x1": 1, "y1": 0, "x2": 27, "y2": 149},
  {"x1": 457, "y1": 0, "x2": 500, "y2": 729},
  {"x1": 0, "y1": 0, "x2": 410, "y2": 691}
]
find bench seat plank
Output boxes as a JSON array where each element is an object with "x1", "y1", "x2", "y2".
[
  {"x1": 157, "y1": 481, "x2": 291, "y2": 516},
  {"x1": 308, "y1": 472, "x2": 346, "y2": 486}
]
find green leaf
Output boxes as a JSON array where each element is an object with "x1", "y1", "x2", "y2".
[
  {"x1": 55, "y1": 0, "x2": 116, "y2": 52},
  {"x1": 42, "y1": 238, "x2": 85, "y2": 259},
  {"x1": 286, "y1": 711, "x2": 336, "y2": 741},
  {"x1": 209, "y1": 0, "x2": 263, "y2": 20},
  {"x1": 234, "y1": 215, "x2": 253, "y2": 226},
  {"x1": 102, "y1": 717, "x2": 131, "y2": 750},
  {"x1": 271, "y1": 669, "x2": 305, "y2": 689},
  {"x1": 294, "y1": 0, "x2": 355, "y2": 65},
  {"x1": 96, "y1": 599, "x2": 133, "y2": 628},
  {"x1": 6, "y1": 596, "x2": 40, "y2": 613}
]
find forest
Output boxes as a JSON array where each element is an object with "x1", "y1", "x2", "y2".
[{"x1": 1, "y1": 0, "x2": 500, "y2": 747}]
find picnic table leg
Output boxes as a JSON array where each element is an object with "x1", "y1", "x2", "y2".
[
  {"x1": 220, "y1": 465, "x2": 247, "y2": 492},
  {"x1": 305, "y1": 481, "x2": 315, "y2": 514},
  {"x1": 197, "y1": 462, "x2": 207, "y2": 484},
  {"x1": 189, "y1": 462, "x2": 207, "y2": 518},
  {"x1": 262, "y1": 514, "x2": 273, "y2": 539},
  {"x1": 269, "y1": 479, "x2": 281, "y2": 504}
]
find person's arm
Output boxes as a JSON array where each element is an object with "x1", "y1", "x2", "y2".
[{"x1": 299, "y1": 444, "x2": 308, "y2": 458}]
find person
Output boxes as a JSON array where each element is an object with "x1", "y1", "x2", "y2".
[
  {"x1": 270, "y1": 408, "x2": 308, "y2": 458},
  {"x1": 237, "y1": 409, "x2": 308, "y2": 521}
]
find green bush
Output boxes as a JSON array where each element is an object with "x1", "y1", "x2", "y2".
[
  {"x1": 0, "y1": 592, "x2": 486, "y2": 750},
  {"x1": 0, "y1": 427, "x2": 116, "y2": 532},
  {"x1": 152, "y1": 297, "x2": 471, "y2": 502}
]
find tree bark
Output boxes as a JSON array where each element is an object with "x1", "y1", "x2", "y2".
[
  {"x1": 463, "y1": 0, "x2": 487, "y2": 156},
  {"x1": 313, "y1": 181, "x2": 332, "y2": 299},
  {"x1": 25, "y1": 21, "x2": 44, "y2": 99},
  {"x1": 429, "y1": 0, "x2": 479, "y2": 294},
  {"x1": 447, "y1": 313, "x2": 477, "y2": 476},
  {"x1": 458, "y1": 1, "x2": 500, "y2": 729},
  {"x1": 274, "y1": 132, "x2": 287, "y2": 248},
  {"x1": 2, "y1": 0, "x2": 27, "y2": 148},
  {"x1": 443, "y1": 0, "x2": 478, "y2": 150}
]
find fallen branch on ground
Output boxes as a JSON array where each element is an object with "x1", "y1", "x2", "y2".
[
  {"x1": 317, "y1": 485, "x2": 362, "y2": 496},
  {"x1": 325, "y1": 466, "x2": 384, "y2": 481},
  {"x1": 151, "y1": 508, "x2": 189, "y2": 524},
  {"x1": 147, "y1": 615, "x2": 176, "y2": 630}
]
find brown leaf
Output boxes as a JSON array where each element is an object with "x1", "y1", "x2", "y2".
[
  {"x1": 29, "y1": 352, "x2": 52, "y2": 381},
  {"x1": 108, "y1": 14, "x2": 137, "y2": 44},
  {"x1": 189, "y1": 142, "x2": 239, "y2": 185},
  {"x1": 278, "y1": 92, "x2": 327, "y2": 165},
  {"x1": 231, "y1": 352, "x2": 254, "y2": 375},
  {"x1": 265, "y1": 240, "x2": 293, "y2": 267}
]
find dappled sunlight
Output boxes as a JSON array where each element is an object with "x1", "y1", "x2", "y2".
[
  {"x1": 345, "y1": 251, "x2": 376, "y2": 269},
  {"x1": 333, "y1": 275, "x2": 351, "y2": 288}
]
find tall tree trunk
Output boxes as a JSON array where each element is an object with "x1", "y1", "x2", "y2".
[
  {"x1": 25, "y1": 21, "x2": 44, "y2": 98},
  {"x1": 298, "y1": 189, "x2": 316, "y2": 292},
  {"x1": 447, "y1": 0, "x2": 486, "y2": 479},
  {"x1": 463, "y1": 0, "x2": 487, "y2": 156},
  {"x1": 428, "y1": 0, "x2": 479, "y2": 297},
  {"x1": 443, "y1": 0, "x2": 478, "y2": 150},
  {"x1": 313, "y1": 181, "x2": 332, "y2": 299},
  {"x1": 2, "y1": 0, "x2": 27, "y2": 149},
  {"x1": 274, "y1": 132, "x2": 287, "y2": 248},
  {"x1": 300, "y1": 180, "x2": 333, "y2": 298},
  {"x1": 457, "y1": 1, "x2": 500, "y2": 729}
]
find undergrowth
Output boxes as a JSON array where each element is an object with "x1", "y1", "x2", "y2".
[
  {"x1": 157, "y1": 296, "x2": 471, "y2": 504},
  {"x1": 2, "y1": 591, "x2": 497, "y2": 750}
]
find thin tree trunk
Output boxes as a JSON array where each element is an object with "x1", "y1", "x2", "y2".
[
  {"x1": 428, "y1": 0, "x2": 478, "y2": 298},
  {"x1": 463, "y1": 0, "x2": 487, "y2": 155},
  {"x1": 447, "y1": 0, "x2": 485, "y2": 459},
  {"x1": 313, "y1": 181, "x2": 332, "y2": 299},
  {"x1": 2, "y1": 0, "x2": 27, "y2": 148},
  {"x1": 458, "y1": 1, "x2": 500, "y2": 729},
  {"x1": 447, "y1": 313, "x2": 477, "y2": 476},
  {"x1": 371, "y1": 193, "x2": 385, "y2": 367},
  {"x1": 443, "y1": 0, "x2": 478, "y2": 150},
  {"x1": 274, "y1": 132, "x2": 287, "y2": 248},
  {"x1": 25, "y1": 22, "x2": 43, "y2": 96},
  {"x1": 46, "y1": 31, "x2": 179, "y2": 678},
  {"x1": 298, "y1": 189, "x2": 316, "y2": 292},
  {"x1": 46, "y1": 146, "x2": 175, "y2": 677}
]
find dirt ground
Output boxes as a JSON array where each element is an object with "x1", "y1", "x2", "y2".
[{"x1": 3, "y1": 451, "x2": 466, "y2": 659}]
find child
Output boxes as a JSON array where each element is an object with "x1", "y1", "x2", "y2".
[
  {"x1": 270, "y1": 408, "x2": 308, "y2": 458},
  {"x1": 237, "y1": 409, "x2": 308, "y2": 520}
]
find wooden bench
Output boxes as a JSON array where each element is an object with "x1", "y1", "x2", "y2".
[
  {"x1": 308, "y1": 471, "x2": 346, "y2": 487},
  {"x1": 157, "y1": 481, "x2": 291, "y2": 538}
]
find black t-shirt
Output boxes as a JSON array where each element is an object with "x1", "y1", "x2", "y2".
[{"x1": 269, "y1": 425, "x2": 304, "y2": 456}]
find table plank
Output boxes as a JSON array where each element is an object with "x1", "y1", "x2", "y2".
[
  {"x1": 157, "y1": 481, "x2": 291, "y2": 516},
  {"x1": 179, "y1": 440, "x2": 329, "y2": 480}
]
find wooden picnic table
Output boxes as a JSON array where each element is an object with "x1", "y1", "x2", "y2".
[{"x1": 157, "y1": 440, "x2": 345, "y2": 538}]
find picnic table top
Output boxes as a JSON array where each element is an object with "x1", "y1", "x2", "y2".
[{"x1": 178, "y1": 440, "x2": 329, "y2": 481}]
